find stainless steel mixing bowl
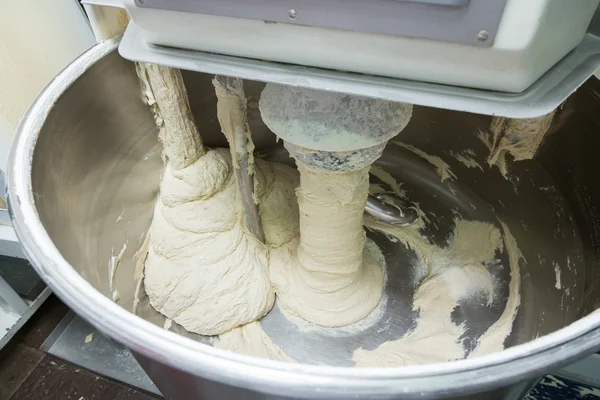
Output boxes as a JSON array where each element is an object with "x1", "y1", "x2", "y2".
[{"x1": 7, "y1": 37, "x2": 600, "y2": 399}]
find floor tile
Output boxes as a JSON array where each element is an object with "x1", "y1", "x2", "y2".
[
  {"x1": 0, "y1": 344, "x2": 45, "y2": 399},
  {"x1": 10, "y1": 355, "x2": 159, "y2": 399}
]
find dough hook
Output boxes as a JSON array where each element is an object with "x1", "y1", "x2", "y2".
[{"x1": 365, "y1": 192, "x2": 419, "y2": 226}]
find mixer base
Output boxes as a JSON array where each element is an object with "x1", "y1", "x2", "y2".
[
  {"x1": 41, "y1": 311, "x2": 600, "y2": 399},
  {"x1": 41, "y1": 312, "x2": 161, "y2": 396}
]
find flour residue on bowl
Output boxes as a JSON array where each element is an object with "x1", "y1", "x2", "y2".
[{"x1": 353, "y1": 216, "x2": 522, "y2": 367}]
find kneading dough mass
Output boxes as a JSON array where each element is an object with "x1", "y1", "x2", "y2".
[
  {"x1": 145, "y1": 149, "x2": 299, "y2": 335},
  {"x1": 145, "y1": 147, "x2": 384, "y2": 334},
  {"x1": 270, "y1": 163, "x2": 384, "y2": 326},
  {"x1": 143, "y1": 68, "x2": 385, "y2": 338}
]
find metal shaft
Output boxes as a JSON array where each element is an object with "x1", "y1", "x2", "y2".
[{"x1": 213, "y1": 76, "x2": 264, "y2": 242}]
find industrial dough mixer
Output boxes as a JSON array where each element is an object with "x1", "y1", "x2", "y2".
[{"x1": 7, "y1": 0, "x2": 600, "y2": 399}]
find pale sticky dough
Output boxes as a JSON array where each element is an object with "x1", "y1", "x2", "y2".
[
  {"x1": 140, "y1": 65, "x2": 522, "y2": 364},
  {"x1": 144, "y1": 141, "x2": 522, "y2": 363},
  {"x1": 144, "y1": 149, "x2": 300, "y2": 335},
  {"x1": 144, "y1": 77, "x2": 384, "y2": 335},
  {"x1": 219, "y1": 212, "x2": 523, "y2": 365},
  {"x1": 353, "y1": 218, "x2": 518, "y2": 366},
  {"x1": 269, "y1": 163, "x2": 384, "y2": 326},
  {"x1": 479, "y1": 112, "x2": 555, "y2": 177},
  {"x1": 145, "y1": 149, "x2": 384, "y2": 334}
]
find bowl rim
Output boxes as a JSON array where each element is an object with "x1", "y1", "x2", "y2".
[{"x1": 7, "y1": 37, "x2": 600, "y2": 398}]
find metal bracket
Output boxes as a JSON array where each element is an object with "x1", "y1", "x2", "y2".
[
  {"x1": 0, "y1": 170, "x2": 10, "y2": 226},
  {"x1": 0, "y1": 274, "x2": 28, "y2": 316}
]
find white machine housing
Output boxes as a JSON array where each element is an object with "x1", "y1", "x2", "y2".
[{"x1": 124, "y1": 0, "x2": 598, "y2": 93}]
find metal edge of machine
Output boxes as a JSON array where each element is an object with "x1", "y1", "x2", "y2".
[
  {"x1": 7, "y1": 37, "x2": 600, "y2": 399},
  {"x1": 0, "y1": 165, "x2": 51, "y2": 353},
  {"x1": 118, "y1": 20, "x2": 600, "y2": 120}
]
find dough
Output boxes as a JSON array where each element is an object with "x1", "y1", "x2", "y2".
[
  {"x1": 270, "y1": 163, "x2": 384, "y2": 327},
  {"x1": 391, "y1": 142, "x2": 456, "y2": 182},
  {"x1": 480, "y1": 111, "x2": 555, "y2": 177},
  {"x1": 469, "y1": 221, "x2": 522, "y2": 357},
  {"x1": 353, "y1": 217, "x2": 521, "y2": 367},
  {"x1": 144, "y1": 145, "x2": 383, "y2": 337},
  {"x1": 140, "y1": 67, "x2": 302, "y2": 337},
  {"x1": 216, "y1": 321, "x2": 295, "y2": 362},
  {"x1": 144, "y1": 149, "x2": 299, "y2": 335}
]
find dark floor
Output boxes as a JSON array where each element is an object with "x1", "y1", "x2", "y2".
[{"x1": 0, "y1": 295, "x2": 160, "y2": 400}]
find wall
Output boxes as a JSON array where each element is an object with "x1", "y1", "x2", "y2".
[{"x1": 0, "y1": 0, "x2": 95, "y2": 172}]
